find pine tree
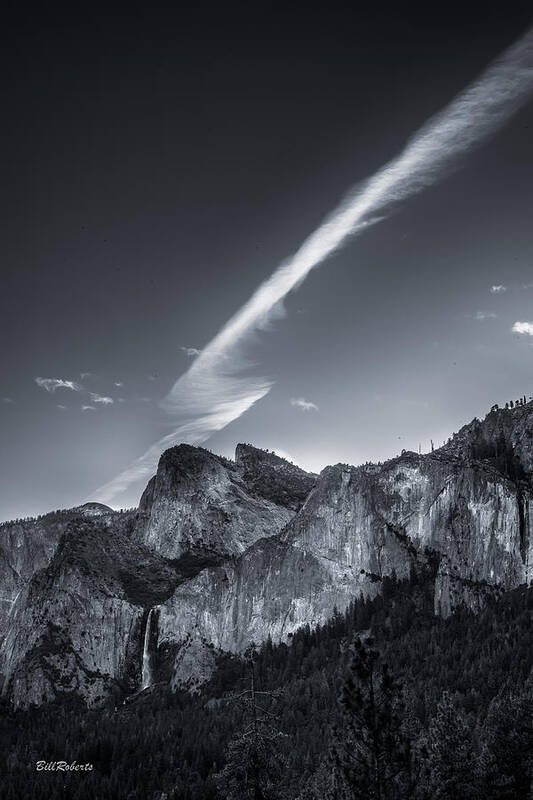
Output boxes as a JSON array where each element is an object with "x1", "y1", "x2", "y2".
[
  {"x1": 420, "y1": 691, "x2": 479, "y2": 800},
  {"x1": 215, "y1": 645, "x2": 287, "y2": 800},
  {"x1": 330, "y1": 636, "x2": 413, "y2": 800},
  {"x1": 481, "y1": 688, "x2": 533, "y2": 799}
]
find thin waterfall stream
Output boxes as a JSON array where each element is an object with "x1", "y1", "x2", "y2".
[{"x1": 141, "y1": 608, "x2": 154, "y2": 689}]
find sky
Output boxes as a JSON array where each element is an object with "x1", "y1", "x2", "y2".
[{"x1": 1, "y1": 3, "x2": 533, "y2": 520}]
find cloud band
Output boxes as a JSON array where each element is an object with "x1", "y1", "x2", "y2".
[{"x1": 90, "y1": 27, "x2": 533, "y2": 503}]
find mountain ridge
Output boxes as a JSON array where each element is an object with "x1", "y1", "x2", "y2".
[{"x1": 2, "y1": 407, "x2": 533, "y2": 707}]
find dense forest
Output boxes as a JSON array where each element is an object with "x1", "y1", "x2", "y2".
[{"x1": 2, "y1": 566, "x2": 533, "y2": 799}]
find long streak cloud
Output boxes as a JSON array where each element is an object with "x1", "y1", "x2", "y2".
[{"x1": 91, "y1": 27, "x2": 533, "y2": 503}]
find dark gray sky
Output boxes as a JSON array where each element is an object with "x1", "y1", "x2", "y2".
[{"x1": 2, "y1": 3, "x2": 533, "y2": 520}]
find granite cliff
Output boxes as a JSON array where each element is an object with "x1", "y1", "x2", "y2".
[
  {"x1": 136, "y1": 443, "x2": 315, "y2": 559},
  {"x1": 0, "y1": 502, "x2": 115, "y2": 643},
  {"x1": 2, "y1": 403, "x2": 533, "y2": 707}
]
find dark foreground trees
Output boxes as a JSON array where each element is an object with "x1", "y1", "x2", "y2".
[
  {"x1": 215, "y1": 645, "x2": 286, "y2": 800},
  {"x1": 420, "y1": 691, "x2": 479, "y2": 800},
  {"x1": 329, "y1": 637, "x2": 414, "y2": 800}
]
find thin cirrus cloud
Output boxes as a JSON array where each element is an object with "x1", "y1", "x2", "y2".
[
  {"x1": 89, "y1": 26, "x2": 533, "y2": 504},
  {"x1": 35, "y1": 377, "x2": 82, "y2": 393},
  {"x1": 291, "y1": 397, "x2": 319, "y2": 412},
  {"x1": 89, "y1": 393, "x2": 114, "y2": 405},
  {"x1": 181, "y1": 346, "x2": 202, "y2": 358},
  {"x1": 490, "y1": 285, "x2": 507, "y2": 293},
  {"x1": 512, "y1": 321, "x2": 533, "y2": 335},
  {"x1": 474, "y1": 311, "x2": 497, "y2": 321},
  {"x1": 36, "y1": 377, "x2": 115, "y2": 408}
]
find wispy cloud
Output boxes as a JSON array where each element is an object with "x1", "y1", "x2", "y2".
[
  {"x1": 490, "y1": 285, "x2": 507, "y2": 293},
  {"x1": 2, "y1": 397, "x2": 14, "y2": 404},
  {"x1": 181, "y1": 346, "x2": 202, "y2": 358},
  {"x1": 36, "y1": 377, "x2": 116, "y2": 410},
  {"x1": 80, "y1": 372, "x2": 94, "y2": 380},
  {"x1": 89, "y1": 27, "x2": 533, "y2": 503},
  {"x1": 114, "y1": 381, "x2": 123, "y2": 387},
  {"x1": 291, "y1": 397, "x2": 319, "y2": 412},
  {"x1": 474, "y1": 311, "x2": 497, "y2": 320},
  {"x1": 35, "y1": 377, "x2": 82, "y2": 393},
  {"x1": 89, "y1": 393, "x2": 114, "y2": 405},
  {"x1": 512, "y1": 321, "x2": 533, "y2": 335}
]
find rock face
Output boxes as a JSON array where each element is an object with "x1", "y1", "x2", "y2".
[
  {"x1": 155, "y1": 447, "x2": 533, "y2": 658},
  {"x1": 169, "y1": 635, "x2": 218, "y2": 693},
  {"x1": 136, "y1": 444, "x2": 315, "y2": 560},
  {"x1": 3, "y1": 405, "x2": 533, "y2": 707},
  {"x1": 235, "y1": 444, "x2": 316, "y2": 511},
  {"x1": 0, "y1": 446, "x2": 316, "y2": 707},
  {"x1": 0, "y1": 513, "x2": 184, "y2": 708},
  {"x1": 74, "y1": 502, "x2": 115, "y2": 517},
  {"x1": 442, "y1": 402, "x2": 533, "y2": 477},
  {"x1": 0, "y1": 510, "x2": 96, "y2": 643}
]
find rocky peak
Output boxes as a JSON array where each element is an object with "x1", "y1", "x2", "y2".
[
  {"x1": 438, "y1": 402, "x2": 533, "y2": 480},
  {"x1": 139, "y1": 445, "x2": 234, "y2": 509},
  {"x1": 235, "y1": 443, "x2": 293, "y2": 468},
  {"x1": 74, "y1": 502, "x2": 115, "y2": 517},
  {"x1": 135, "y1": 443, "x2": 311, "y2": 560},
  {"x1": 235, "y1": 443, "x2": 316, "y2": 511}
]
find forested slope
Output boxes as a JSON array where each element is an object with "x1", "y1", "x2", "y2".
[{"x1": 2, "y1": 568, "x2": 533, "y2": 799}]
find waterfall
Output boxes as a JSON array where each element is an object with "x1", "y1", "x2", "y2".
[{"x1": 141, "y1": 608, "x2": 153, "y2": 689}]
